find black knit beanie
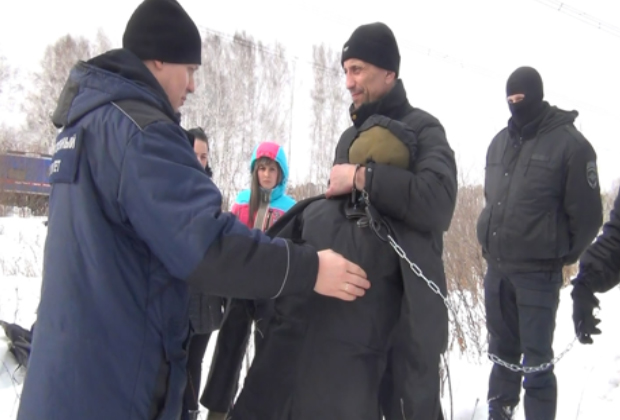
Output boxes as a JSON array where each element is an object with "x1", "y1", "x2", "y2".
[
  {"x1": 341, "y1": 22, "x2": 400, "y2": 76},
  {"x1": 123, "y1": 0, "x2": 202, "y2": 65}
]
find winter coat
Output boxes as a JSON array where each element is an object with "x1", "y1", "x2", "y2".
[
  {"x1": 477, "y1": 104, "x2": 603, "y2": 273},
  {"x1": 16, "y1": 48, "x2": 319, "y2": 420},
  {"x1": 232, "y1": 80, "x2": 458, "y2": 420},
  {"x1": 231, "y1": 141, "x2": 295, "y2": 230},
  {"x1": 574, "y1": 185, "x2": 620, "y2": 293}
]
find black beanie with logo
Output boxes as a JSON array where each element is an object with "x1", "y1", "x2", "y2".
[
  {"x1": 341, "y1": 22, "x2": 400, "y2": 76},
  {"x1": 123, "y1": 0, "x2": 202, "y2": 65}
]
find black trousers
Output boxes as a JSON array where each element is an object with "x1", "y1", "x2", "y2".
[
  {"x1": 201, "y1": 299, "x2": 271, "y2": 413},
  {"x1": 183, "y1": 332, "x2": 212, "y2": 411},
  {"x1": 484, "y1": 268, "x2": 562, "y2": 420}
]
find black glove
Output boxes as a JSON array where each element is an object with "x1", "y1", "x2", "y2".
[{"x1": 571, "y1": 282, "x2": 601, "y2": 344}]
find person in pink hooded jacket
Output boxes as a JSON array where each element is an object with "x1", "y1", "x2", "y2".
[{"x1": 231, "y1": 141, "x2": 295, "y2": 229}]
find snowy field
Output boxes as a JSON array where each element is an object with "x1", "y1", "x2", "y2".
[{"x1": 1, "y1": 215, "x2": 619, "y2": 419}]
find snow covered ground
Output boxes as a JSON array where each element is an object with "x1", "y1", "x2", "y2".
[{"x1": 1, "y1": 215, "x2": 619, "y2": 419}]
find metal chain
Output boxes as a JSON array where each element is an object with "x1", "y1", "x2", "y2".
[
  {"x1": 361, "y1": 192, "x2": 577, "y2": 374},
  {"x1": 386, "y1": 234, "x2": 450, "y2": 305},
  {"x1": 487, "y1": 337, "x2": 577, "y2": 373}
]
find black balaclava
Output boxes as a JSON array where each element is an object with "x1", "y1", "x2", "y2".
[{"x1": 506, "y1": 66, "x2": 545, "y2": 128}]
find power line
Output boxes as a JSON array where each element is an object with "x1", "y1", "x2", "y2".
[
  {"x1": 198, "y1": 9, "x2": 615, "y2": 119},
  {"x1": 288, "y1": 4, "x2": 617, "y2": 119},
  {"x1": 533, "y1": 0, "x2": 620, "y2": 38},
  {"x1": 198, "y1": 26, "x2": 342, "y2": 77}
]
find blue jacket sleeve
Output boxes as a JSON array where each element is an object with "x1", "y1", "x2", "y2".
[{"x1": 117, "y1": 122, "x2": 318, "y2": 299}]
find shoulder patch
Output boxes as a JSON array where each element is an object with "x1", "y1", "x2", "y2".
[
  {"x1": 586, "y1": 161, "x2": 598, "y2": 189},
  {"x1": 49, "y1": 126, "x2": 84, "y2": 184}
]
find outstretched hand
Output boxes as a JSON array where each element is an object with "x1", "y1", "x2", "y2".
[{"x1": 314, "y1": 250, "x2": 370, "y2": 301}]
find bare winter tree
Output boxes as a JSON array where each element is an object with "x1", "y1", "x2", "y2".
[
  {"x1": 227, "y1": 32, "x2": 261, "y2": 198},
  {"x1": 227, "y1": 32, "x2": 292, "y2": 201},
  {"x1": 0, "y1": 55, "x2": 15, "y2": 150},
  {"x1": 308, "y1": 43, "x2": 349, "y2": 190},
  {"x1": 0, "y1": 57, "x2": 27, "y2": 153},
  {"x1": 0, "y1": 125, "x2": 21, "y2": 152},
  {"x1": 254, "y1": 41, "x2": 292, "y2": 145},
  {"x1": 0, "y1": 54, "x2": 10, "y2": 97},
  {"x1": 0, "y1": 54, "x2": 23, "y2": 142},
  {"x1": 442, "y1": 177, "x2": 487, "y2": 359},
  {"x1": 286, "y1": 182, "x2": 324, "y2": 201},
  {"x1": 183, "y1": 31, "x2": 293, "y2": 210},
  {"x1": 23, "y1": 31, "x2": 112, "y2": 153},
  {"x1": 183, "y1": 33, "x2": 236, "y2": 209},
  {"x1": 93, "y1": 28, "x2": 113, "y2": 55}
]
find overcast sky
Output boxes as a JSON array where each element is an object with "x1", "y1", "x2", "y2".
[{"x1": 1, "y1": 0, "x2": 619, "y2": 189}]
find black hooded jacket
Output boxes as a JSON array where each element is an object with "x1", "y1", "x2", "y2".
[{"x1": 477, "y1": 105, "x2": 603, "y2": 273}]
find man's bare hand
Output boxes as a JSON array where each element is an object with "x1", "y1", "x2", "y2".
[
  {"x1": 315, "y1": 250, "x2": 370, "y2": 301},
  {"x1": 325, "y1": 164, "x2": 356, "y2": 198}
]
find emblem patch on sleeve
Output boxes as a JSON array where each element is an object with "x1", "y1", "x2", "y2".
[
  {"x1": 586, "y1": 161, "x2": 598, "y2": 189},
  {"x1": 49, "y1": 126, "x2": 84, "y2": 184}
]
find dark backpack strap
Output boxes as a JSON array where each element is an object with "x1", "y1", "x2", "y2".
[
  {"x1": 265, "y1": 194, "x2": 325, "y2": 240},
  {"x1": 112, "y1": 99, "x2": 174, "y2": 129},
  {"x1": 113, "y1": 99, "x2": 194, "y2": 147}
]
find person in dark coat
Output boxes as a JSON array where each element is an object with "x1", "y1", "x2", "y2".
[
  {"x1": 183, "y1": 127, "x2": 227, "y2": 420},
  {"x1": 15, "y1": 1, "x2": 369, "y2": 419},
  {"x1": 571, "y1": 185, "x2": 620, "y2": 344},
  {"x1": 231, "y1": 22, "x2": 458, "y2": 420},
  {"x1": 190, "y1": 126, "x2": 213, "y2": 177},
  {"x1": 477, "y1": 66, "x2": 603, "y2": 420},
  {"x1": 201, "y1": 141, "x2": 296, "y2": 420}
]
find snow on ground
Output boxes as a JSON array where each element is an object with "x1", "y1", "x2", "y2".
[
  {"x1": 446, "y1": 285, "x2": 620, "y2": 420},
  {"x1": 1, "y1": 215, "x2": 619, "y2": 419},
  {"x1": 0, "y1": 214, "x2": 46, "y2": 420}
]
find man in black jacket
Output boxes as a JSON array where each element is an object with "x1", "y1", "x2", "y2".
[
  {"x1": 330, "y1": 22, "x2": 458, "y2": 420},
  {"x1": 231, "y1": 22, "x2": 457, "y2": 420},
  {"x1": 571, "y1": 186, "x2": 620, "y2": 344},
  {"x1": 477, "y1": 66, "x2": 603, "y2": 420}
]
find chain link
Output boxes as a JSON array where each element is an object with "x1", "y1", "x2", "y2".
[
  {"x1": 387, "y1": 234, "x2": 449, "y2": 303},
  {"x1": 361, "y1": 192, "x2": 577, "y2": 374},
  {"x1": 487, "y1": 337, "x2": 577, "y2": 373}
]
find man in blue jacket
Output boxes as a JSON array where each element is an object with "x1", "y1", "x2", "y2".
[{"x1": 16, "y1": 1, "x2": 369, "y2": 419}]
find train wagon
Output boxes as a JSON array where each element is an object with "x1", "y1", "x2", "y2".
[{"x1": 0, "y1": 150, "x2": 52, "y2": 214}]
